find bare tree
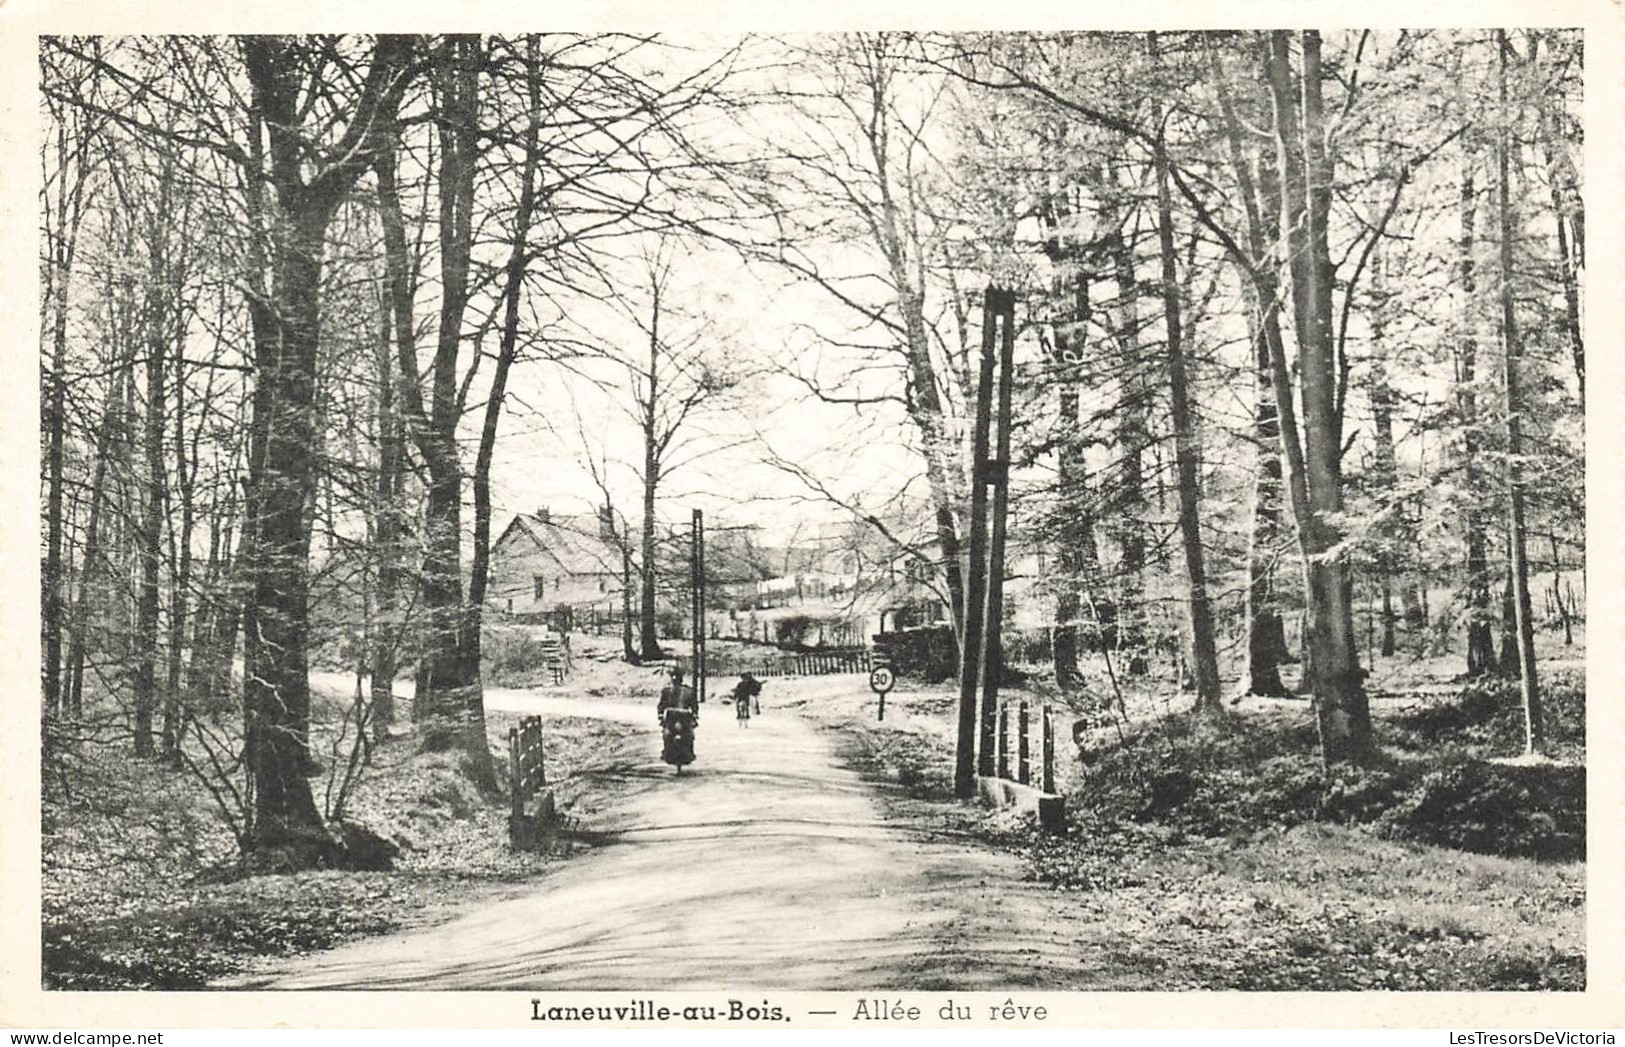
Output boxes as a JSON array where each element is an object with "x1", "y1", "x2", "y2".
[
  {"x1": 591, "y1": 238, "x2": 754, "y2": 659},
  {"x1": 40, "y1": 44, "x2": 105, "y2": 720},
  {"x1": 1495, "y1": 29, "x2": 1542, "y2": 754},
  {"x1": 1147, "y1": 32, "x2": 1222, "y2": 714},
  {"x1": 236, "y1": 33, "x2": 416, "y2": 860},
  {"x1": 745, "y1": 34, "x2": 971, "y2": 640}
]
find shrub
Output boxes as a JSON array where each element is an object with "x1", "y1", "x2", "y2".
[
  {"x1": 1003, "y1": 627, "x2": 1052, "y2": 667},
  {"x1": 872, "y1": 625, "x2": 957, "y2": 683},
  {"x1": 1377, "y1": 757, "x2": 1585, "y2": 860},
  {"x1": 773, "y1": 614, "x2": 816, "y2": 649},
  {"x1": 1070, "y1": 691, "x2": 1585, "y2": 861},
  {"x1": 1390, "y1": 674, "x2": 1585, "y2": 761},
  {"x1": 656, "y1": 608, "x2": 687, "y2": 640},
  {"x1": 482, "y1": 627, "x2": 552, "y2": 684}
]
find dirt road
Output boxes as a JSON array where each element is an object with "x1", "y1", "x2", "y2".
[{"x1": 226, "y1": 681, "x2": 1083, "y2": 990}]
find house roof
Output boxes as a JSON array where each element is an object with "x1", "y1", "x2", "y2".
[{"x1": 497, "y1": 512, "x2": 623, "y2": 577}]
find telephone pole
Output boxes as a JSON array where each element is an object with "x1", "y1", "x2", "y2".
[
  {"x1": 955, "y1": 288, "x2": 1017, "y2": 799},
  {"x1": 691, "y1": 508, "x2": 707, "y2": 704}
]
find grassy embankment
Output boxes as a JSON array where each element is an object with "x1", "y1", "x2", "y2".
[
  {"x1": 786, "y1": 637, "x2": 1586, "y2": 991},
  {"x1": 42, "y1": 633, "x2": 655, "y2": 990}
]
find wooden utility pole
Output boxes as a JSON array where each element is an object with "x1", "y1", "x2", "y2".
[
  {"x1": 978, "y1": 290, "x2": 1017, "y2": 774},
  {"x1": 954, "y1": 299, "x2": 997, "y2": 799},
  {"x1": 955, "y1": 288, "x2": 1017, "y2": 798},
  {"x1": 691, "y1": 508, "x2": 707, "y2": 704}
]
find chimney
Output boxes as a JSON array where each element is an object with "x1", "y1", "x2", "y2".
[
  {"x1": 598, "y1": 504, "x2": 616, "y2": 540},
  {"x1": 536, "y1": 507, "x2": 550, "y2": 524}
]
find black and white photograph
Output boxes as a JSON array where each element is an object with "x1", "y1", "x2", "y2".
[{"x1": 7, "y1": 2, "x2": 1620, "y2": 1029}]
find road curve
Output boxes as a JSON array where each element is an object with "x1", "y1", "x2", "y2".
[{"x1": 222, "y1": 690, "x2": 1051, "y2": 990}]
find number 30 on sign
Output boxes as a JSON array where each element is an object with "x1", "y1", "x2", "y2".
[{"x1": 869, "y1": 665, "x2": 895, "y2": 720}]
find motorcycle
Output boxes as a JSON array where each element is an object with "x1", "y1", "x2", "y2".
[{"x1": 660, "y1": 706, "x2": 697, "y2": 772}]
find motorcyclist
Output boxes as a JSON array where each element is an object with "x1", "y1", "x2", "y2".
[
  {"x1": 657, "y1": 667, "x2": 698, "y2": 720},
  {"x1": 658, "y1": 667, "x2": 698, "y2": 771}
]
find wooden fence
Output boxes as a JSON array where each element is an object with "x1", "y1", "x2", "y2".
[
  {"x1": 679, "y1": 645, "x2": 872, "y2": 681},
  {"x1": 508, "y1": 715, "x2": 553, "y2": 849},
  {"x1": 994, "y1": 700, "x2": 1056, "y2": 793}
]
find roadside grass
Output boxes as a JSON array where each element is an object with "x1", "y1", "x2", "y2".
[
  {"x1": 801, "y1": 667, "x2": 1586, "y2": 991},
  {"x1": 1000, "y1": 819, "x2": 1584, "y2": 990},
  {"x1": 42, "y1": 709, "x2": 635, "y2": 990},
  {"x1": 484, "y1": 625, "x2": 671, "y2": 701}
]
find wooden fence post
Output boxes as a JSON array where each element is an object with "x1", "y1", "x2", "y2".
[
  {"x1": 536, "y1": 718, "x2": 546, "y2": 786},
  {"x1": 997, "y1": 704, "x2": 1009, "y2": 780},
  {"x1": 1042, "y1": 704, "x2": 1054, "y2": 793},
  {"x1": 507, "y1": 725, "x2": 522, "y2": 844},
  {"x1": 1018, "y1": 700, "x2": 1030, "y2": 785}
]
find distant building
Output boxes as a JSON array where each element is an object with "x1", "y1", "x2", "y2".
[
  {"x1": 487, "y1": 507, "x2": 626, "y2": 623},
  {"x1": 485, "y1": 504, "x2": 1048, "y2": 644},
  {"x1": 848, "y1": 518, "x2": 1050, "y2": 638}
]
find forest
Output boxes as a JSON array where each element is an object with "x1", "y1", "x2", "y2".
[{"x1": 36, "y1": 30, "x2": 1586, "y2": 991}]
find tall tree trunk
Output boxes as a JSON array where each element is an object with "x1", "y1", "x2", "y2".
[
  {"x1": 1458, "y1": 143, "x2": 1496, "y2": 675},
  {"x1": 240, "y1": 201, "x2": 329, "y2": 858},
  {"x1": 372, "y1": 37, "x2": 493, "y2": 786},
  {"x1": 640, "y1": 442, "x2": 662, "y2": 658},
  {"x1": 1107, "y1": 215, "x2": 1148, "y2": 675},
  {"x1": 42, "y1": 121, "x2": 89, "y2": 720},
  {"x1": 370, "y1": 293, "x2": 402, "y2": 741},
  {"x1": 1043, "y1": 211, "x2": 1092, "y2": 690},
  {"x1": 163, "y1": 320, "x2": 196, "y2": 765},
  {"x1": 899, "y1": 294, "x2": 967, "y2": 643},
  {"x1": 1148, "y1": 40, "x2": 1222, "y2": 714},
  {"x1": 66, "y1": 358, "x2": 129, "y2": 718},
  {"x1": 374, "y1": 145, "x2": 421, "y2": 722},
  {"x1": 414, "y1": 36, "x2": 490, "y2": 782},
  {"x1": 1208, "y1": 52, "x2": 1293, "y2": 698},
  {"x1": 640, "y1": 295, "x2": 663, "y2": 659},
  {"x1": 132, "y1": 208, "x2": 171, "y2": 758},
  {"x1": 415, "y1": 459, "x2": 483, "y2": 761},
  {"x1": 1052, "y1": 376, "x2": 1089, "y2": 689},
  {"x1": 861, "y1": 68, "x2": 966, "y2": 641},
  {"x1": 1265, "y1": 31, "x2": 1371, "y2": 763},
  {"x1": 43, "y1": 325, "x2": 67, "y2": 717},
  {"x1": 1546, "y1": 195, "x2": 1584, "y2": 405},
  {"x1": 1239, "y1": 270, "x2": 1291, "y2": 696},
  {"x1": 1530, "y1": 32, "x2": 1584, "y2": 403},
  {"x1": 238, "y1": 34, "x2": 414, "y2": 859},
  {"x1": 471, "y1": 35, "x2": 544, "y2": 671},
  {"x1": 1366, "y1": 246, "x2": 1402, "y2": 659},
  {"x1": 621, "y1": 543, "x2": 638, "y2": 664},
  {"x1": 1497, "y1": 29, "x2": 1543, "y2": 754}
]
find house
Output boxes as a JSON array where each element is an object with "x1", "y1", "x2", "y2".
[
  {"x1": 691, "y1": 526, "x2": 778, "y2": 608},
  {"x1": 486, "y1": 509, "x2": 785, "y2": 629},
  {"x1": 846, "y1": 510, "x2": 1053, "y2": 639},
  {"x1": 485, "y1": 503, "x2": 1052, "y2": 646},
  {"x1": 487, "y1": 507, "x2": 627, "y2": 623}
]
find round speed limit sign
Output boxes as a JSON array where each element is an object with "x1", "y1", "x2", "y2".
[{"x1": 868, "y1": 665, "x2": 896, "y2": 695}]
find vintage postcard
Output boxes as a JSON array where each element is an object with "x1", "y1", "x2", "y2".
[{"x1": 1, "y1": 0, "x2": 1620, "y2": 1031}]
